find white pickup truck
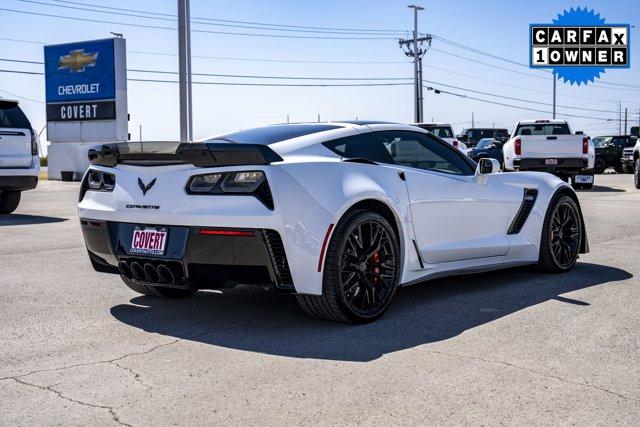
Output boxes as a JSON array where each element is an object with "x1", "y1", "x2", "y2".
[
  {"x1": 503, "y1": 119, "x2": 595, "y2": 189},
  {"x1": 0, "y1": 99, "x2": 40, "y2": 214}
]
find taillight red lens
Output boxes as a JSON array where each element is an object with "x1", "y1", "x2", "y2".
[
  {"x1": 29, "y1": 128, "x2": 38, "y2": 156},
  {"x1": 198, "y1": 229, "x2": 254, "y2": 237},
  {"x1": 582, "y1": 137, "x2": 589, "y2": 154},
  {"x1": 514, "y1": 138, "x2": 521, "y2": 155}
]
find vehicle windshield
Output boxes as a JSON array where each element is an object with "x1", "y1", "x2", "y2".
[
  {"x1": 592, "y1": 136, "x2": 612, "y2": 148},
  {"x1": 514, "y1": 123, "x2": 570, "y2": 136},
  {"x1": 475, "y1": 138, "x2": 496, "y2": 149},
  {"x1": 418, "y1": 126, "x2": 453, "y2": 138},
  {"x1": 205, "y1": 124, "x2": 341, "y2": 145},
  {"x1": 0, "y1": 101, "x2": 31, "y2": 129}
]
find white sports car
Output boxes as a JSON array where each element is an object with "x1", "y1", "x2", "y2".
[{"x1": 79, "y1": 121, "x2": 589, "y2": 323}]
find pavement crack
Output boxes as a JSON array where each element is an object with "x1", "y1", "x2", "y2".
[
  {"x1": 9, "y1": 377, "x2": 132, "y2": 427},
  {"x1": 430, "y1": 350, "x2": 630, "y2": 401}
]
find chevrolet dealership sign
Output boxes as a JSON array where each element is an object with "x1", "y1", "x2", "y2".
[{"x1": 44, "y1": 38, "x2": 128, "y2": 142}]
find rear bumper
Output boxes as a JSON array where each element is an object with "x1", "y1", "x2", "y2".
[
  {"x1": 0, "y1": 175, "x2": 38, "y2": 191},
  {"x1": 514, "y1": 157, "x2": 589, "y2": 173},
  {"x1": 81, "y1": 219, "x2": 294, "y2": 291}
]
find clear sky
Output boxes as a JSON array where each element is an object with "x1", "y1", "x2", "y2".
[{"x1": 1, "y1": 0, "x2": 638, "y2": 154}]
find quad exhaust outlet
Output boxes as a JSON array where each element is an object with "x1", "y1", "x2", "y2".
[{"x1": 118, "y1": 260, "x2": 183, "y2": 285}]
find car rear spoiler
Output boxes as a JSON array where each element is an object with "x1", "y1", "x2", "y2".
[{"x1": 88, "y1": 142, "x2": 283, "y2": 167}]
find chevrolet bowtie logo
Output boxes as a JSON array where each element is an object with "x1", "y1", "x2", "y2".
[{"x1": 58, "y1": 49, "x2": 98, "y2": 72}]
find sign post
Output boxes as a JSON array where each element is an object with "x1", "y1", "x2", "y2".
[{"x1": 44, "y1": 37, "x2": 127, "y2": 180}]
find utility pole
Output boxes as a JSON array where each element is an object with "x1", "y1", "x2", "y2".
[
  {"x1": 618, "y1": 101, "x2": 622, "y2": 135},
  {"x1": 399, "y1": 5, "x2": 430, "y2": 123},
  {"x1": 139, "y1": 124, "x2": 142, "y2": 142},
  {"x1": 552, "y1": 71, "x2": 556, "y2": 119},
  {"x1": 624, "y1": 107, "x2": 628, "y2": 134},
  {"x1": 472, "y1": 111, "x2": 475, "y2": 128},
  {"x1": 177, "y1": 0, "x2": 192, "y2": 142},
  {"x1": 286, "y1": 115, "x2": 290, "y2": 124}
]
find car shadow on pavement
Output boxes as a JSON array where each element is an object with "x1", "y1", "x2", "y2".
[
  {"x1": 0, "y1": 214, "x2": 68, "y2": 226},
  {"x1": 587, "y1": 185, "x2": 627, "y2": 193},
  {"x1": 110, "y1": 262, "x2": 631, "y2": 362}
]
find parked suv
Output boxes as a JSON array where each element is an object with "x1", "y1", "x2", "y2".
[
  {"x1": 592, "y1": 135, "x2": 637, "y2": 173},
  {"x1": 457, "y1": 127, "x2": 509, "y2": 148},
  {"x1": 0, "y1": 99, "x2": 39, "y2": 214}
]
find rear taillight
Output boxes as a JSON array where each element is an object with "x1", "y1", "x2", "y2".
[
  {"x1": 514, "y1": 138, "x2": 522, "y2": 155},
  {"x1": 29, "y1": 128, "x2": 38, "y2": 156},
  {"x1": 453, "y1": 140, "x2": 459, "y2": 148},
  {"x1": 582, "y1": 137, "x2": 589, "y2": 154}
]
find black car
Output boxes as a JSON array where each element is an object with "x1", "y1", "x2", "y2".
[
  {"x1": 466, "y1": 137, "x2": 505, "y2": 166},
  {"x1": 592, "y1": 135, "x2": 637, "y2": 173},
  {"x1": 457, "y1": 127, "x2": 509, "y2": 148}
]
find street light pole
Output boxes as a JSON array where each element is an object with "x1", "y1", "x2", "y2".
[{"x1": 552, "y1": 71, "x2": 556, "y2": 119}]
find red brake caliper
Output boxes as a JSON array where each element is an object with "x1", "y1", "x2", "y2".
[{"x1": 369, "y1": 252, "x2": 380, "y2": 287}]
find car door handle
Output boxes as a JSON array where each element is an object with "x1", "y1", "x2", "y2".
[
  {"x1": 397, "y1": 171, "x2": 406, "y2": 181},
  {"x1": 547, "y1": 136, "x2": 557, "y2": 140}
]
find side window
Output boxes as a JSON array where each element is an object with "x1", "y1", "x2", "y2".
[
  {"x1": 322, "y1": 133, "x2": 395, "y2": 164},
  {"x1": 381, "y1": 131, "x2": 474, "y2": 176}
]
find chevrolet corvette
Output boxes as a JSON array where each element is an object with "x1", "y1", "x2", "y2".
[{"x1": 79, "y1": 121, "x2": 589, "y2": 323}]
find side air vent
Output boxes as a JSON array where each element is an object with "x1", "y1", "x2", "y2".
[
  {"x1": 263, "y1": 230, "x2": 294, "y2": 290},
  {"x1": 507, "y1": 189, "x2": 538, "y2": 234}
]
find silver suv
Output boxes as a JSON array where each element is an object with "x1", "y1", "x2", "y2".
[{"x1": 0, "y1": 99, "x2": 39, "y2": 214}]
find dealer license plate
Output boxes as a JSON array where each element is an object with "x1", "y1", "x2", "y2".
[
  {"x1": 130, "y1": 227, "x2": 168, "y2": 256},
  {"x1": 545, "y1": 158, "x2": 558, "y2": 165},
  {"x1": 574, "y1": 175, "x2": 594, "y2": 184}
]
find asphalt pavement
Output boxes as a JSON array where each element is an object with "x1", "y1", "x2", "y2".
[{"x1": 1, "y1": 174, "x2": 638, "y2": 425}]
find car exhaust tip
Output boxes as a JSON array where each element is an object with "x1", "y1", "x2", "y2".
[
  {"x1": 130, "y1": 262, "x2": 145, "y2": 281},
  {"x1": 157, "y1": 264, "x2": 174, "y2": 284},
  {"x1": 143, "y1": 263, "x2": 159, "y2": 283},
  {"x1": 118, "y1": 261, "x2": 133, "y2": 279}
]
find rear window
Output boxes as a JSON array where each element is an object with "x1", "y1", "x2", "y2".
[
  {"x1": 0, "y1": 101, "x2": 31, "y2": 129},
  {"x1": 469, "y1": 129, "x2": 508, "y2": 140},
  {"x1": 417, "y1": 125, "x2": 453, "y2": 138},
  {"x1": 514, "y1": 124, "x2": 570, "y2": 136},
  {"x1": 206, "y1": 124, "x2": 341, "y2": 145}
]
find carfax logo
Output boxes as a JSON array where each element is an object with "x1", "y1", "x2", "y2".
[{"x1": 529, "y1": 7, "x2": 630, "y2": 85}]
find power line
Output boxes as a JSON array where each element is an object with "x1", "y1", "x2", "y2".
[
  {"x1": 17, "y1": 0, "x2": 409, "y2": 36},
  {"x1": 0, "y1": 88, "x2": 44, "y2": 103},
  {"x1": 424, "y1": 85, "x2": 615, "y2": 121},
  {"x1": 0, "y1": 37, "x2": 409, "y2": 64},
  {"x1": 47, "y1": 0, "x2": 407, "y2": 33},
  {"x1": 0, "y1": 7, "x2": 397, "y2": 40},
  {"x1": 422, "y1": 79, "x2": 618, "y2": 114}
]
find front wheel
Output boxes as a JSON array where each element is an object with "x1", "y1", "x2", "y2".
[
  {"x1": 120, "y1": 276, "x2": 197, "y2": 298},
  {"x1": 635, "y1": 159, "x2": 640, "y2": 189},
  {"x1": 594, "y1": 157, "x2": 606, "y2": 174},
  {"x1": 296, "y1": 210, "x2": 401, "y2": 323},
  {"x1": 538, "y1": 195, "x2": 582, "y2": 273},
  {"x1": 0, "y1": 191, "x2": 21, "y2": 214}
]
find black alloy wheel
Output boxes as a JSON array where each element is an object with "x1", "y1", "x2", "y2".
[
  {"x1": 296, "y1": 210, "x2": 401, "y2": 323},
  {"x1": 339, "y1": 219, "x2": 397, "y2": 318},
  {"x1": 549, "y1": 202, "x2": 580, "y2": 269}
]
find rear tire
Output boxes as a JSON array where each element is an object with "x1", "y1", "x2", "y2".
[
  {"x1": 594, "y1": 157, "x2": 606, "y2": 174},
  {"x1": 0, "y1": 191, "x2": 21, "y2": 214},
  {"x1": 296, "y1": 210, "x2": 401, "y2": 323},
  {"x1": 538, "y1": 195, "x2": 582, "y2": 273},
  {"x1": 120, "y1": 276, "x2": 196, "y2": 298}
]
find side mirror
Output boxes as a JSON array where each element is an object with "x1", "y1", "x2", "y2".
[{"x1": 476, "y1": 158, "x2": 500, "y2": 177}]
